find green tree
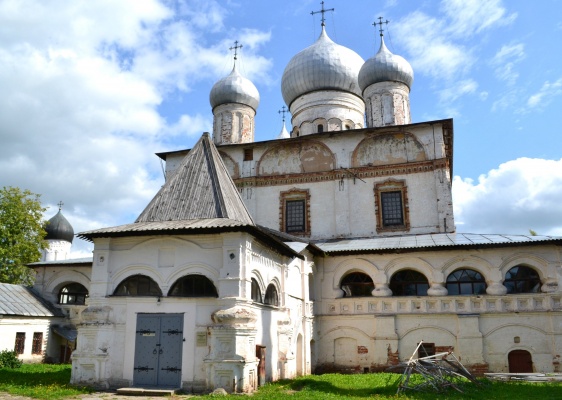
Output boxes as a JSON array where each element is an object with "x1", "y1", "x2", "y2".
[{"x1": 0, "y1": 187, "x2": 47, "y2": 285}]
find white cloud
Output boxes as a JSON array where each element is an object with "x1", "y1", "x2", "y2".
[
  {"x1": 395, "y1": 11, "x2": 473, "y2": 81},
  {"x1": 453, "y1": 158, "x2": 562, "y2": 236},
  {"x1": 438, "y1": 79, "x2": 478, "y2": 103},
  {"x1": 527, "y1": 78, "x2": 562, "y2": 109},
  {"x1": 441, "y1": 0, "x2": 517, "y2": 38},
  {"x1": 395, "y1": 0, "x2": 516, "y2": 113},
  {"x1": 491, "y1": 43, "x2": 525, "y2": 85},
  {"x1": 0, "y1": 0, "x2": 274, "y2": 256}
]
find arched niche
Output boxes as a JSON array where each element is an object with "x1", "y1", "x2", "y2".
[
  {"x1": 257, "y1": 140, "x2": 335, "y2": 176},
  {"x1": 352, "y1": 132, "x2": 426, "y2": 167},
  {"x1": 219, "y1": 151, "x2": 240, "y2": 179}
]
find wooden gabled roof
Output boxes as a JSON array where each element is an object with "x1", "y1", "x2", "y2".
[{"x1": 136, "y1": 132, "x2": 254, "y2": 225}]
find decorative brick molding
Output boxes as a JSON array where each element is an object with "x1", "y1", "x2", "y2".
[
  {"x1": 279, "y1": 188, "x2": 311, "y2": 237},
  {"x1": 232, "y1": 159, "x2": 447, "y2": 189}
]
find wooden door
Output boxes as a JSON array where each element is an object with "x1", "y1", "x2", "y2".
[
  {"x1": 508, "y1": 350, "x2": 533, "y2": 373},
  {"x1": 256, "y1": 345, "x2": 266, "y2": 386}
]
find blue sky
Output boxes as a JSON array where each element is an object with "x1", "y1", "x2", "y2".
[{"x1": 1, "y1": 0, "x2": 561, "y2": 256}]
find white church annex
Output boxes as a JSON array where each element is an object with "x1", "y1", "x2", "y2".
[{"x1": 22, "y1": 5, "x2": 562, "y2": 393}]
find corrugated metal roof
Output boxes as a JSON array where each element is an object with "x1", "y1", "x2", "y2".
[
  {"x1": 29, "y1": 257, "x2": 93, "y2": 266},
  {"x1": 136, "y1": 132, "x2": 254, "y2": 225},
  {"x1": 78, "y1": 218, "x2": 248, "y2": 239},
  {"x1": 0, "y1": 283, "x2": 64, "y2": 317},
  {"x1": 316, "y1": 233, "x2": 562, "y2": 253}
]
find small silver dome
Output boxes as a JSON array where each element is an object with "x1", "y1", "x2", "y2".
[
  {"x1": 277, "y1": 121, "x2": 290, "y2": 139},
  {"x1": 358, "y1": 37, "x2": 414, "y2": 91},
  {"x1": 209, "y1": 65, "x2": 260, "y2": 111},
  {"x1": 281, "y1": 27, "x2": 364, "y2": 107},
  {"x1": 45, "y1": 210, "x2": 74, "y2": 243}
]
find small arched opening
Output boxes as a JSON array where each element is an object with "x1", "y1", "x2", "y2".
[
  {"x1": 113, "y1": 275, "x2": 162, "y2": 297},
  {"x1": 389, "y1": 269, "x2": 429, "y2": 296},
  {"x1": 168, "y1": 274, "x2": 218, "y2": 297}
]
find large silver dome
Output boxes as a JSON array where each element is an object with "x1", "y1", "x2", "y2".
[
  {"x1": 209, "y1": 65, "x2": 260, "y2": 111},
  {"x1": 359, "y1": 37, "x2": 414, "y2": 91},
  {"x1": 281, "y1": 27, "x2": 364, "y2": 107}
]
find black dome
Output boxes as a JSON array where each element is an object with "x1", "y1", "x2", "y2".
[{"x1": 45, "y1": 210, "x2": 74, "y2": 243}]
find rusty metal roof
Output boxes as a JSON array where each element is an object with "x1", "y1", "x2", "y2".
[
  {"x1": 0, "y1": 283, "x2": 64, "y2": 317},
  {"x1": 315, "y1": 233, "x2": 562, "y2": 254},
  {"x1": 137, "y1": 132, "x2": 254, "y2": 225}
]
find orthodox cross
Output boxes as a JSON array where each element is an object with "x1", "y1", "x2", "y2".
[
  {"x1": 278, "y1": 106, "x2": 288, "y2": 124},
  {"x1": 57, "y1": 201, "x2": 64, "y2": 211},
  {"x1": 373, "y1": 16, "x2": 389, "y2": 37},
  {"x1": 229, "y1": 40, "x2": 243, "y2": 64},
  {"x1": 311, "y1": 1, "x2": 334, "y2": 27}
]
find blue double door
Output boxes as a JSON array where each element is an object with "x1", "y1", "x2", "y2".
[{"x1": 133, "y1": 313, "x2": 184, "y2": 388}]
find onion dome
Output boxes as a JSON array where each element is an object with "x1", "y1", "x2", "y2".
[
  {"x1": 209, "y1": 65, "x2": 260, "y2": 111},
  {"x1": 277, "y1": 122, "x2": 290, "y2": 139},
  {"x1": 359, "y1": 36, "x2": 414, "y2": 92},
  {"x1": 281, "y1": 27, "x2": 364, "y2": 107},
  {"x1": 45, "y1": 210, "x2": 74, "y2": 243}
]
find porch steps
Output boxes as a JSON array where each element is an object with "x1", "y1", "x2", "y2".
[{"x1": 116, "y1": 387, "x2": 180, "y2": 396}]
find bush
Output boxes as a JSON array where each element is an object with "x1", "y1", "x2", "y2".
[{"x1": 0, "y1": 350, "x2": 23, "y2": 369}]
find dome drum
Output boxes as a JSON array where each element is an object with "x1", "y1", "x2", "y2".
[
  {"x1": 212, "y1": 103, "x2": 256, "y2": 145},
  {"x1": 290, "y1": 90, "x2": 365, "y2": 136},
  {"x1": 364, "y1": 81, "x2": 411, "y2": 127}
]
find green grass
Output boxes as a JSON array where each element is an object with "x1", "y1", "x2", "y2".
[
  {"x1": 0, "y1": 364, "x2": 93, "y2": 399},
  {"x1": 1, "y1": 366, "x2": 561, "y2": 399},
  {"x1": 200, "y1": 373, "x2": 562, "y2": 400}
]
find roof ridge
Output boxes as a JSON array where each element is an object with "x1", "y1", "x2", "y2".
[{"x1": 136, "y1": 133, "x2": 254, "y2": 225}]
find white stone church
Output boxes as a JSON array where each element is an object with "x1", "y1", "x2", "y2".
[{"x1": 21, "y1": 10, "x2": 562, "y2": 393}]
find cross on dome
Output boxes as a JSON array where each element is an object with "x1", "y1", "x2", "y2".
[
  {"x1": 311, "y1": 1, "x2": 334, "y2": 27},
  {"x1": 278, "y1": 106, "x2": 288, "y2": 123},
  {"x1": 229, "y1": 40, "x2": 243, "y2": 65},
  {"x1": 57, "y1": 201, "x2": 64, "y2": 211},
  {"x1": 374, "y1": 16, "x2": 389, "y2": 37}
]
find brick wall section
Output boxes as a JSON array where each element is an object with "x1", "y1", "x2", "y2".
[
  {"x1": 387, "y1": 344, "x2": 400, "y2": 365},
  {"x1": 468, "y1": 364, "x2": 489, "y2": 376}
]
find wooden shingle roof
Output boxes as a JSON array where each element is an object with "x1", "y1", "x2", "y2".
[{"x1": 137, "y1": 132, "x2": 254, "y2": 225}]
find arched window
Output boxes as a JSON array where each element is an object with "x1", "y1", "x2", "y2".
[
  {"x1": 389, "y1": 269, "x2": 429, "y2": 296},
  {"x1": 168, "y1": 274, "x2": 218, "y2": 297},
  {"x1": 113, "y1": 275, "x2": 162, "y2": 297},
  {"x1": 59, "y1": 283, "x2": 88, "y2": 305},
  {"x1": 251, "y1": 278, "x2": 262, "y2": 303},
  {"x1": 504, "y1": 265, "x2": 541, "y2": 294},
  {"x1": 446, "y1": 269, "x2": 487, "y2": 295},
  {"x1": 340, "y1": 272, "x2": 374, "y2": 297},
  {"x1": 264, "y1": 284, "x2": 279, "y2": 306},
  {"x1": 317, "y1": 124, "x2": 324, "y2": 133}
]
